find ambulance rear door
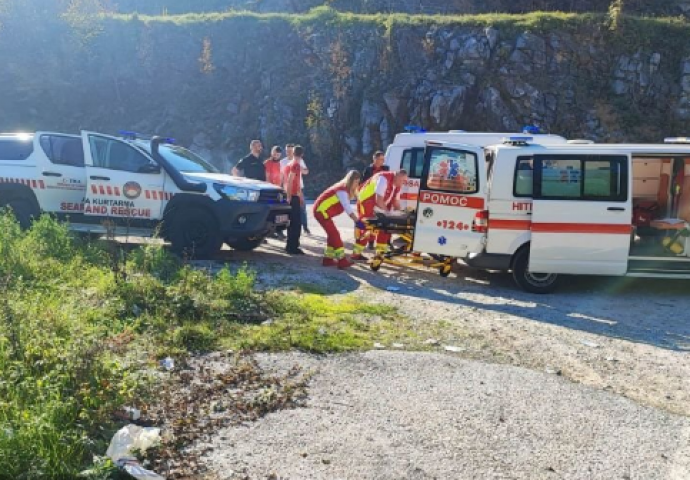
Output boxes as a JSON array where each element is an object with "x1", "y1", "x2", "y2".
[
  {"x1": 413, "y1": 142, "x2": 487, "y2": 257},
  {"x1": 529, "y1": 148, "x2": 632, "y2": 275}
]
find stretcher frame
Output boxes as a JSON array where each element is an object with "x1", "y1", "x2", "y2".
[{"x1": 362, "y1": 212, "x2": 455, "y2": 277}]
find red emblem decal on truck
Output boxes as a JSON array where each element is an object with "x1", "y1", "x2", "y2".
[{"x1": 123, "y1": 182, "x2": 142, "y2": 200}]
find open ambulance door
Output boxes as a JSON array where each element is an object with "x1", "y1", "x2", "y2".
[
  {"x1": 413, "y1": 142, "x2": 487, "y2": 258},
  {"x1": 529, "y1": 150, "x2": 632, "y2": 275}
]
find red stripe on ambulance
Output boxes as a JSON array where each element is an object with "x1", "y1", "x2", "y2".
[
  {"x1": 489, "y1": 219, "x2": 532, "y2": 231},
  {"x1": 531, "y1": 223, "x2": 632, "y2": 235},
  {"x1": 419, "y1": 191, "x2": 484, "y2": 209}
]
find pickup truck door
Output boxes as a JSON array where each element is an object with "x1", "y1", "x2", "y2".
[
  {"x1": 413, "y1": 142, "x2": 487, "y2": 257},
  {"x1": 81, "y1": 131, "x2": 167, "y2": 223},
  {"x1": 34, "y1": 132, "x2": 87, "y2": 215},
  {"x1": 529, "y1": 150, "x2": 632, "y2": 275}
]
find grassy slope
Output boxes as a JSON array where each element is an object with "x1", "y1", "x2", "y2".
[{"x1": 0, "y1": 212, "x2": 437, "y2": 477}]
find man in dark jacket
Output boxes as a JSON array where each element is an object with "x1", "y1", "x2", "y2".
[
  {"x1": 361, "y1": 151, "x2": 389, "y2": 185},
  {"x1": 232, "y1": 140, "x2": 265, "y2": 181}
]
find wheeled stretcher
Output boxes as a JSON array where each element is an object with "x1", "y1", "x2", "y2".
[{"x1": 362, "y1": 211, "x2": 455, "y2": 277}]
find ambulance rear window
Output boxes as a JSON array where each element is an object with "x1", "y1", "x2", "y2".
[{"x1": 425, "y1": 148, "x2": 478, "y2": 194}]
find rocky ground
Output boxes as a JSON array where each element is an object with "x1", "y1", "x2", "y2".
[{"x1": 187, "y1": 209, "x2": 690, "y2": 479}]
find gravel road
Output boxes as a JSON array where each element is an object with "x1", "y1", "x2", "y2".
[
  {"x1": 204, "y1": 351, "x2": 690, "y2": 480},
  {"x1": 189, "y1": 206, "x2": 690, "y2": 479}
]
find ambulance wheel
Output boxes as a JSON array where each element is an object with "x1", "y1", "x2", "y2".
[
  {"x1": 511, "y1": 247, "x2": 559, "y2": 294},
  {"x1": 440, "y1": 264, "x2": 452, "y2": 277},
  {"x1": 169, "y1": 208, "x2": 222, "y2": 259},
  {"x1": 3, "y1": 198, "x2": 38, "y2": 230},
  {"x1": 371, "y1": 258, "x2": 382, "y2": 272},
  {"x1": 227, "y1": 237, "x2": 263, "y2": 251}
]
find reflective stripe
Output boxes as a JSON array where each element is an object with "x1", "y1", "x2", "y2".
[
  {"x1": 358, "y1": 179, "x2": 377, "y2": 204},
  {"x1": 353, "y1": 243, "x2": 365, "y2": 254},
  {"x1": 334, "y1": 247, "x2": 345, "y2": 259},
  {"x1": 325, "y1": 246, "x2": 335, "y2": 258},
  {"x1": 376, "y1": 243, "x2": 389, "y2": 254},
  {"x1": 316, "y1": 194, "x2": 340, "y2": 220}
]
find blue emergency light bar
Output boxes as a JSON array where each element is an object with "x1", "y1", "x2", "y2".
[
  {"x1": 404, "y1": 125, "x2": 427, "y2": 133},
  {"x1": 664, "y1": 137, "x2": 690, "y2": 144},
  {"x1": 522, "y1": 125, "x2": 542, "y2": 134},
  {"x1": 119, "y1": 130, "x2": 175, "y2": 144},
  {"x1": 504, "y1": 136, "x2": 533, "y2": 145}
]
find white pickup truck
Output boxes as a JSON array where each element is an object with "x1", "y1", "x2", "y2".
[{"x1": 0, "y1": 130, "x2": 291, "y2": 257}]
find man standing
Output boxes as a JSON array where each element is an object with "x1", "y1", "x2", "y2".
[
  {"x1": 361, "y1": 151, "x2": 389, "y2": 185},
  {"x1": 281, "y1": 143, "x2": 311, "y2": 235},
  {"x1": 284, "y1": 145, "x2": 305, "y2": 255},
  {"x1": 232, "y1": 140, "x2": 265, "y2": 181}
]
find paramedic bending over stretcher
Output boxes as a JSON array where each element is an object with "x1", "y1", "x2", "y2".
[
  {"x1": 354, "y1": 170, "x2": 408, "y2": 260},
  {"x1": 313, "y1": 170, "x2": 366, "y2": 270}
]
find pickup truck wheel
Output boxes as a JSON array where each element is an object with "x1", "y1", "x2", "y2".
[
  {"x1": 3, "y1": 198, "x2": 38, "y2": 230},
  {"x1": 511, "y1": 247, "x2": 559, "y2": 294},
  {"x1": 227, "y1": 237, "x2": 264, "y2": 251},
  {"x1": 169, "y1": 208, "x2": 222, "y2": 259}
]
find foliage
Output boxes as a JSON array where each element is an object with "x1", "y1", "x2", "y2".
[{"x1": 0, "y1": 212, "x2": 412, "y2": 477}]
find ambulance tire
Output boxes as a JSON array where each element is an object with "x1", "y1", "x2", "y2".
[
  {"x1": 169, "y1": 208, "x2": 222, "y2": 259},
  {"x1": 511, "y1": 247, "x2": 559, "y2": 294},
  {"x1": 3, "y1": 198, "x2": 38, "y2": 230},
  {"x1": 227, "y1": 237, "x2": 263, "y2": 251}
]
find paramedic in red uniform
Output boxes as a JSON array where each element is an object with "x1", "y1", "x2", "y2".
[
  {"x1": 313, "y1": 170, "x2": 365, "y2": 269},
  {"x1": 353, "y1": 170, "x2": 408, "y2": 260}
]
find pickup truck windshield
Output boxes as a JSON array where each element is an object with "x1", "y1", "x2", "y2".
[{"x1": 159, "y1": 145, "x2": 219, "y2": 174}]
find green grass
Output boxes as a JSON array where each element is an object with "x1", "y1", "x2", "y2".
[
  {"x1": 104, "y1": 5, "x2": 690, "y2": 39},
  {"x1": 0, "y1": 211, "x2": 427, "y2": 477}
]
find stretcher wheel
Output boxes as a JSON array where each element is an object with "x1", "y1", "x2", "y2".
[
  {"x1": 371, "y1": 258, "x2": 382, "y2": 272},
  {"x1": 440, "y1": 264, "x2": 452, "y2": 277}
]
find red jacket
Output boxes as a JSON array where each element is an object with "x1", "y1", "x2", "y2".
[{"x1": 314, "y1": 182, "x2": 348, "y2": 220}]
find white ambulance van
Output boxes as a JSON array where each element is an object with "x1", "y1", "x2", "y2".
[
  {"x1": 410, "y1": 137, "x2": 690, "y2": 293},
  {"x1": 384, "y1": 130, "x2": 568, "y2": 209},
  {"x1": 0, "y1": 130, "x2": 291, "y2": 258}
]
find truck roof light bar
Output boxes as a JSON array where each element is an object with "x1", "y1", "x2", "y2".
[{"x1": 503, "y1": 136, "x2": 533, "y2": 145}]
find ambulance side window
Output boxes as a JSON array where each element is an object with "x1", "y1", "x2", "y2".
[
  {"x1": 513, "y1": 156, "x2": 534, "y2": 197},
  {"x1": 534, "y1": 155, "x2": 628, "y2": 202},
  {"x1": 425, "y1": 148, "x2": 478, "y2": 194},
  {"x1": 401, "y1": 148, "x2": 424, "y2": 178}
]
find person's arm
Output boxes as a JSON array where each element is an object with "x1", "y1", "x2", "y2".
[
  {"x1": 232, "y1": 159, "x2": 245, "y2": 177},
  {"x1": 336, "y1": 190, "x2": 357, "y2": 220},
  {"x1": 374, "y1": 176, "x2": 389, "y2": 210},
  {"x1": 300, "y1": 159, "x2": 309, "y2": 176}
]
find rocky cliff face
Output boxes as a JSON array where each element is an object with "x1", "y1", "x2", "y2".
[{"x1": 1, "y1": 9, "x2": 689, "y2": 192}]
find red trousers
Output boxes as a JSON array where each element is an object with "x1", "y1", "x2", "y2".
[{"x1": 315, "y1": 212, "x2": 345, "y2": 258}]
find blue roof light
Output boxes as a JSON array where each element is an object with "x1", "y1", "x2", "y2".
[
  {"x1": 404, "y1": 125, "x2": 427, "y2": 133},
  {"x1": 522, "y1": 125, "x2": 542, "y2": 135},
  {"x1": 504, "y1": 136, "x2": 534, "y2": 144}
]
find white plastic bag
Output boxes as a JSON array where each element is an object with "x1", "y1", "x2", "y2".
[{"x1": 106, "y1": 424, "x2": 165, "y2": 480}]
